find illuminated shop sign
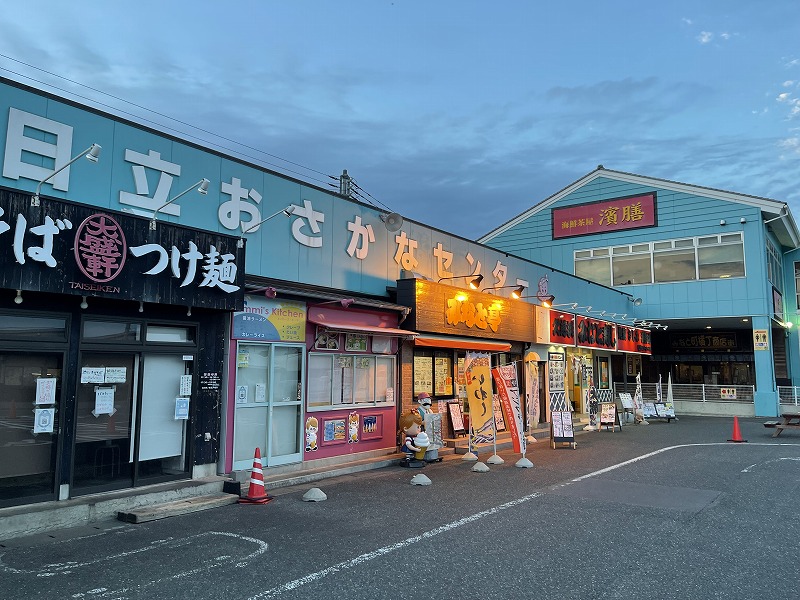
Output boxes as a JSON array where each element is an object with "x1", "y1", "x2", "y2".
[
  {"x1": 552, "y1": 192, "x2": 657, "y2": 239},
  {"x1": 668, "y1": 332, "x2": 737, "y2": 351},
  {"x1": 616, "y1": 325, "x2": 652, "y2": 355},
  {"x1": 576, "y1": 316, "x2": 617, "y2": 350},
  {"x1": 0, "y1": 189, "x2": 244, "y2": 310},
  {"x1": 549, "y1": 311, "x2": 575, "y2": 346}
]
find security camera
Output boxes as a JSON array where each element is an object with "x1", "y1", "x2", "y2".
[
  {"x1": 740, "y1": 217, "x2": 746, "y2": 224},
  {"x1": 719, "y1": 219, "x2": 726, "y2": 226}
]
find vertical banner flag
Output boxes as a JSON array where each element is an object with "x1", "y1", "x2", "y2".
[
  {"x1": 524, "y1": 353, "x2": 540, "y2": 435},
  {"x1": 633, "y1": 372, "x2": 644, "y2": 422},
  {"x1": 465, "y1": 352, "x2": 495, "y2": 444},
  {"x1": 492, "y1": 363, "x2": 526, "y2": 455},
  {"x1": 656, "y1": 374, "x2": 663, "y2": 403}
]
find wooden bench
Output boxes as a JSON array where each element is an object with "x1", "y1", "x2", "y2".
[{"x1": 772, "y1": 413, "x2": 800, "y2": 437}]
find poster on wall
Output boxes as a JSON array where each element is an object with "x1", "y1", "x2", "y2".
[
  {"x1": 324, "y1": 419, "x2": 347, "y2": 442},
  {"x1": 236, "y1": 385, "x2": 248, "y2": 404},
  {"x1": 179, "y1": 375, "x2": 192, "y2": 396},
  {"x1": 33, "y1": 408, "x2": 55, "y2": 434},
  {"x1": 35, "y1": 378, "x2": 57, "y2": 405},
  {"x1": 104, "y1": 367, "x2": 127, "y2": 384},
  {"x1": 81, "y1": 367, "x2": 105, "y2": 384},
  {"x1": 174, "y1": 397, "x2": 190, "y2": 420},
  {"x1": 414, "y1": 355, "x2": 433, "y2": 395},
  {"x1": 93, "y1": 387, "x2": 115, "y2": 416},
  {"x1": 345, "y1": 334, "x2": 368, "y2": 352}
]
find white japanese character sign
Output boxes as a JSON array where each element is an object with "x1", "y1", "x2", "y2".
[
  {"x1": 290, "y1": 199, "x2": 325, "y2": 248},
  {"x1": 119, "y1": 149, "x2": 182, "y2": 215},
  {"x1": 394, "y1": 231, "x2": 419, "y2": 271},
  {"x1": 3, "y1": 108, "x2": 74, "y2": 191},
  {"x1": 346, "y1": 216, "x2": 375, "y2": 260},
  {"x1": 219, "y1": 177, "x2": 262, "y2": 232},
  {"x1": 433, "y1": 242, "x2": 454, "y2": 280}
]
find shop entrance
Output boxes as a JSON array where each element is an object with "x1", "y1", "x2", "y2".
[
  {"x1": 233, "y1": 342, "x2": 304, "y2": 470},
  {"x1": 72, "y1": 351, "x2": 192, "y2": 494}
]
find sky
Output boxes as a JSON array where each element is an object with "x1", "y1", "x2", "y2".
[{"x1": 1, "y1": 1, "x2": 799, "y2": 240}]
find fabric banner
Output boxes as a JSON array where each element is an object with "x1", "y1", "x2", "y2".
[
  {"x1": 465, "y1": 352, "x2": 494, "y2": 444},
  {"x1": 633, "y1": 372, "x2": 644, "y2": 421},
  {"x1": 656, "y1": 374, "x2": 663, "y2": 403},
  {"x1": 492, "y1": 364, "x2": 526, "y2": 455},
  {"x1": 524, "y1": 354, "x2": 540, "y2": 434}
]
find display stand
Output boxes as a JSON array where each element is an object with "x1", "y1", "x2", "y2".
[
  {"x1": 618, "y1": 392, "x2": 635, "y2": 424},
  {"x1": 447, "y1": 402, "x2": 466, "y2": 437},
  {"x1": 550, "y1": 411, "x2": 576, "y2": 449},
  {"x1": 599, "y1": 402, "x2": 620, "y2": 432}
]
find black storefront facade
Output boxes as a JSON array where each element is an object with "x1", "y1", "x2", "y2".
[{"x1": 0, "y1": 189, "x2": 244, "y2": 508}]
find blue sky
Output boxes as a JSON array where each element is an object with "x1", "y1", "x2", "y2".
[{"x1": 1, "y1": 1, "x2": 798, "y2": 239}]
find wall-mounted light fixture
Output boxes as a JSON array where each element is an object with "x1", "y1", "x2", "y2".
[
  {"x1": 32, "y1": 143, "x2": 102, "y2": 206},
  {"x1": 481, "y1": 284, "x2": 526, "y2": 299},
  {"x1": 518, "y1": 294, "x2": 555, "y2": 307},
  {"x1": 438, "y1": 274, "x2": 484, "y2": 290},
  {"x1": 551, "y1": 302, "x2": 578, "y2": 310},
  {"x1": 138, "y1": 301, "x2": 144, "y2": 313},
  {"x1": 237, "y1": 205, "x2": 295, "y2": 248},
  {"x1": 149, "y1": 178, "x2": 210, "y2": 230},
  {"x1": 629, "y1": 297, "x2": 643, "y2": 306},
  {"x1": 14, "y1": 289, "x2": 22, "y2": 304},
  {"x1": 80, "y1": 296, "x2": 89, "y2": 310}
]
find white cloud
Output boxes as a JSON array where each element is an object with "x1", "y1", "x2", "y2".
[
  {"x1": 783, "y1": 81, "x2": 796, "y2": 87},
  {"x1": 682, "y1": 17, "x2": 693, "y2": 26},
  {"x1": 697, "y1": 31, "x2": 713, "y2": 44},
  {"x1": 777, "y1": 92, "x2": 792, "y2": 102},
  {"x1": 720, "y1": 32, "x2": 731, "y2": 40},
  {"x1": 779, "y1": 137, "x2": 800, "y2": 154}
]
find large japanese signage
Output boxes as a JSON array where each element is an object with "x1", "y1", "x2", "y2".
[
  {"x1": 0, "y1": 190, "x2": 244, "y2": 310},
  {"x1": 397, "y1": 278, "x2": 534, "y2": 342},
  {"x1": 575, "y1": 315, "x2": 617, "y2": 350},
  {"x1": 549, "y1": 311, "x2": 576, "y2": 346},
  {"x1": 668, "y1": 332, "x2": 738, "y2": 351},
  {"x1": 616, "y1": 325, "x2": 652, "y2": 355},
  {"x1": 552, "y1": 192, "x2": 657, "y2": 239}
]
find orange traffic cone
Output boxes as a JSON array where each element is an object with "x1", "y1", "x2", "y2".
[
  {"x1": 727, "y1": 416, "x2": 747, "y2": 443},
  {"x1": 238, "y1": 448, "x2": 274, "y2": 504}
]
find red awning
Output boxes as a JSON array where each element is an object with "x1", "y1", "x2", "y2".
[
  {"x1": 308, "y1": 316, "x2": 417, "y2": 338},
  {"x1": 413, "y1": 334, "x2": 511, "y2": 352}
]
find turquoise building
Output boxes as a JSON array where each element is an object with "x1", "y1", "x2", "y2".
[{"x1": 479, "y1": 166, "x2": 800, "y2": 417}]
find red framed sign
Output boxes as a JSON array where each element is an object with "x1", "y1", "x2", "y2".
[
  {"x1": 575, "y1": 316, "x2": 617, "y2": 350},
  {"x1": 549, "y1": 311, "x2": 576, "y2": 346},
  {"x1": 552, "y1": 192, "x2": 657, "y2": 239},
  {"x1": 616, "y1": 325, "x2": 652, "y2": 355}
]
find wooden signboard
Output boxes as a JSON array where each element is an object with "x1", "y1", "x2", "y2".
[
  {"x1": 447, "y1": 402, "x2": 466, "y2": 437},
  {"x1": 551, "y1": 411, "x2": 576, "y2": 449},
  {"x1": 599, "y1": 402, "x2": 619, "y2": 432}
]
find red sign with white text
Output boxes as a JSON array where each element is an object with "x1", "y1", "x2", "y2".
[
  {"x1": 552, "y1": 193, "x2": 657, "y2": 239},
  {"x1": 549, "y1": 311, "x2": 576, "y2": 346},
  {"x1": 575, "y1": 316, "x2": 617, "y2": 350},
  {"x1": 616, "y1": 325, "x2": 652, "y2": 355}
]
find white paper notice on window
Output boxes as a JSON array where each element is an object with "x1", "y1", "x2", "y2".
[
  {"x1": 81, "y1": 367, "x2": 106, "y2": 384},
  {"x1": 385, "y1": 387, "x2": 394, "y2": 403},
  {"x1": 236, "y1": 385, "x2": 248, "y2": 404},
  {"x1": 180, "y1": 375, "x2": 192, "y2": 396},
  {"x1": 174, "y1": 397, "x2": 190, "y2": 420},
  {"x1": 35, "y1": 378, "x2": 57, "y2": 405},
  {"x1": 93, "y1": 387, "x2": 115, "y2": 416},
  {"x1": 255, "y1": 383, "x2": 266, "y2": 403},
  {"x1": 33, "y1": 408, "x2": 55, "y2": 434},
  {"x1": 104, "y1": 367, "x2": 127, "y2": 384}
]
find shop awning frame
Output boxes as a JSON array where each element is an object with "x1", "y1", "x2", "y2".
[
  {"x1": 413, "y1": 334, "x2": 511, "y2": 352},
  {"x1": 308, "y1": 316, "x2": 418, "y2": 338}
]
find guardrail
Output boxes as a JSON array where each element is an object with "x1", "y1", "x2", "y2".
[
  {"x1": 778, "y1": 386, "x2": 800, "y2": 406},
  {"x1": 612, "y1": 382, "x2": 755, "y2": 403}
]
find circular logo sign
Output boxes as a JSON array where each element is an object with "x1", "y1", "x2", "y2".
[{"x1": 73, "y1": 214, "x2": 127, "y2": 283}]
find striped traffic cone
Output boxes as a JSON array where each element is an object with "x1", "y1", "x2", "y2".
[{"x1": 238, "y1": 448, "x2": 274, "y2": 504}]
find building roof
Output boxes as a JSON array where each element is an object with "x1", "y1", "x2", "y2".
[{"x1": 478, "y1": 166, "x2": 800, "y2": 249}]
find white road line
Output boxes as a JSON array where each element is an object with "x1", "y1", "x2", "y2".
[
  {"x1": 250, "y1": 441, "x2": 800, "y2": 599},
  {"x1": 247, "y1": 492, "x2": 543, "y2": 600}
]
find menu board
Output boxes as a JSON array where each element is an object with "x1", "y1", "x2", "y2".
[
  {"x1": 447, "y1": 402, "x2": 465, "y2": 436},
  {"x1": 414, "y1": 355, "x2": 433, "y2": 395},
  {"x1": 600, "y1": 403, "x2": 617, "y2": 430},
  {"x1": 551, "y1": 411, "x2": 575, "y2": 448}
]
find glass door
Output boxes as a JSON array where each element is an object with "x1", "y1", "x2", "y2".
[
  {"x1": 233, "y1": 342, "x2": 304, "y2": 470},
  {"x1": 0, "y1": 352, "x2": 63, "y2": 506},
  {"x1": 73, "y1": 353, "x2": 136, "y2": 492}
]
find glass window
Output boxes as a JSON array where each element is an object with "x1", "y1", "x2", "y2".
[
  {"x1": 612, "y1": 246, "x2": 630, "y2": 254},
  {"x1": 653, "y1": 241, "x2": 672, "y2": 251},
  {"x1": 612, "y1": 254, "x2": 652, "y2": 285},
  {"x1": 675, "y1": 239, "x2": 695, "y2": 248},
  {"x1": 698, "y1": 244, "x2": 745, "y2": 279},
  {"x1": 654, "y1": 248, "x2": 696, "y2": 282},
  {"x1": 0, "y1": 314, "x2": 67, "y2": 341},
  {"x1": 631, "y1": 244, "x2": 650, "y2": 253},
  {"x1": 145, "y1": 325, "x2": 194, "y2": 343},
  {"x1": 575, "y1": 256, "x2": 611, "y2": 286},
  {"x1": 697, "y1": 236, "x2": 718, "y2": 246},
  {"x1": 414, "y1": 350, "x2": 453, "y2": 398},
  {"x1": 307, "y1": 352, "x2": 394, "y2": 409},
  {"x1": 575, "y1": 250, "x2": 591, "y2": 259},
  {"x1": 593, "y1": 248, "x2": 609, "y2": 256},
  {"x1": 795, "y1": 262, "x2": 800, "y2": 309},
  {"x1": 83, "y1": 320, "x2": 141, "y2": 343}
]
